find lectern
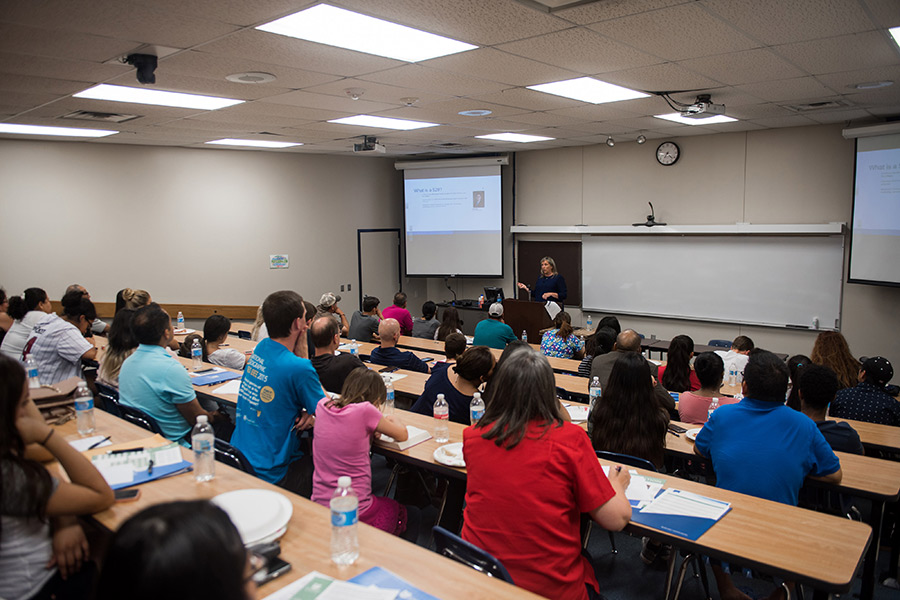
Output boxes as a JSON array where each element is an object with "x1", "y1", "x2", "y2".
[{"x1": 502, "y1": 299, "x2": 552, "y2": 344}]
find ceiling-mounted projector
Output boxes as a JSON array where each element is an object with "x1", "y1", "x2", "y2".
[
  {"x1": 353, "y1": 135, "x2": 386, "y2": 153},
  {"x1": 680, "y1": 94, "x2": 726, "y2": 119}
]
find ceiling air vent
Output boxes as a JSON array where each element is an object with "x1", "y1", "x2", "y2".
[
  {"x1": 784, "y1": 100, "x2": 851, "y2": 112},
  {"x1": 62, "y1": 110, "x2": 140, "y2": 123}
]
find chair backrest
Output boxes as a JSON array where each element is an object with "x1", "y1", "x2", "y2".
[
  {"x1": 94, "y1": 382, "x2": 122, "y2": 417},
  {"x1": 708, "y1": 339, "x2": 731, "y2": 348},
  {"x1": 432, "y1": 526, "x2": 514, "y2": 583},
  {"x1": 237, "y1": 330, "x2": 251, "y2": 340},
  {"x1": 118, "y1": 403, "x2": 163, "y2": 435},
  {"x1": 214, "y1": 438, "x2": 256, "y2": 475},
  {"x1": 595, "y1": 450, "x2": 657, "y2": 472}
]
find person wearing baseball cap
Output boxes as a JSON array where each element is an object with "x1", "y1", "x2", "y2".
[
  {"x1": 830, "y1": 356, "x2": 899, "y2": 426},
  {"x1": 316, "y1": 292, "x2": 349, "y2": 337},
  {"x1": 472, "y1": 302, "x2": 517, "y2": 350}
]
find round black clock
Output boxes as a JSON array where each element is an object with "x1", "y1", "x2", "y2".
[{"x1": 656, "y1": 141, "x2": 680, "y2": 166}]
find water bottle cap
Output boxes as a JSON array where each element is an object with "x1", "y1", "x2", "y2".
[
  {"x1": 437, "y1": 393, "x2": 444, "y2": 400},
  {"x1": 76, "y1": 381, "x2": 87, "y2": 388},
  {"x1": 196, "y1": 415, "x2": 208, "y2": 424},
  {"x1": 473, "y1": 392, "x2": 481, "y2": 399},
  {"x1": 592, "y1": 376, "x2": 599, "y2": 383},
  {"x1": 337, "y1": 476, "x2": 351, "y2": 488}
]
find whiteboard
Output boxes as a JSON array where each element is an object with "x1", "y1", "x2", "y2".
[{"x1": 582, "y1": 235, "x2": 844, "y2": 329}]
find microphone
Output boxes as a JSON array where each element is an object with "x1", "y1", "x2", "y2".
[
  {"x1": 632, "y1": 202, "x2": 667, "y2": 227},
  {"x1": 445, "y1": 277, "x2": 457, "y2": 304}
]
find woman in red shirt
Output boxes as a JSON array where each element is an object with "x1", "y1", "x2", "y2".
[{"x1": 462, "y1": 350, "x2": 631, "y2": 600}]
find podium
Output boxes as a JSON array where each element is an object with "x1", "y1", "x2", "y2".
[{"x1": 502, "y1": 299, "x2": 553, "y2": 344}]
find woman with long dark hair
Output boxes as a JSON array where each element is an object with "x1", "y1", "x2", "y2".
[
  {"x1": 98, "y1": 308, "x2": 138, "y2": 387},
  {"x1": 658, "y1": 335, "x2": 700, "y2": 392},
  {"x1": 591, "y1": 352, "x2": 669, "y2": 468},
  {"x1": 24, "y1": 290, "x2": 98, "y2": 384},
  {"x1": 540, "y1": 311, "x2": 584, "y2": 359},
  {"x1": 1, "y1": 287, "x2": 53, "y2": 360},
  {"x1": 0, "y1": 354, "x2": 114, "y2": 599},
  {"x1": 462, "y1": 350, "x2": 631, "y2": 600},
  {"x1": 785, "y1": 354, "x2": 812, "y2": 410},
  {"x1": 411, "y1": 346, "x2": 495, "y2": 424},
  {"x1": 434, "y1": 307, "x2": 463, "y2": 341}
]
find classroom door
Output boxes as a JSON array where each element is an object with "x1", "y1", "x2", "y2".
[{"x1": 358, "y1": 229, "x2": 401, "y2": 311}]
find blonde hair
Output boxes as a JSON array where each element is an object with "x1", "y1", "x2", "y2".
[
  {"x1": 251, "y1": 305, "x2": 265, "y2": 342},
  {"x1": 540, "y1": 256, "x2": 557, "y2": 275},
  {"x1": 122, "y1": 288, "x2": 151, "y2": 310}
]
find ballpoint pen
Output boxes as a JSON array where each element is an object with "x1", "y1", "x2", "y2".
[{"x1": 87, "y1": 436, "x2": 111, "y2": 450}]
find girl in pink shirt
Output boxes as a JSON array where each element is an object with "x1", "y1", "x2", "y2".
[
  {"x1": 311, "y1": 369, "x2": 412, "y2": 537},
  {"x1": 678, "y1": 352, "x2": 740, "y2": 424}
]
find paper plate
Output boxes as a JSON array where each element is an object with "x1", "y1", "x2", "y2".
[
  {"x1": 686, "y1": 428, "x2": 702, "y2": 442},
  {"x1": 434, "y1": 442, "x2": 465, "y2": 467},
  {"x1": 211, "y1": 489, "x2": 293, "y2": 545}
]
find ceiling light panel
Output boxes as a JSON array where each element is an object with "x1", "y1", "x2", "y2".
[
  {"x1": 527, "y1": 77, "x2": 649, "y2": 104},
  {"x1": 73, "y1": 84, "x2": 244, "y2": 110},
  {"x1": 654, "y1": 113, "x2": 738, "y2": 125},
  {"x1": 256, "y1": 4, "x2": 477, "y2": 63},
  {"x1": 0, "y1": 123, "x2": 118, "y2": 137},
  {"x1": 205, "y1": 138, "x2": 302, "y2": 148},
  {"x1": 328, "y1": 115, "x2": 439, "y2": 130},
  {"x1": 891, "y1": 27, "x2": 900, "y2": 49},
  {"x1": 475, "y1": 132, "x2": 555, "y2": 142}
]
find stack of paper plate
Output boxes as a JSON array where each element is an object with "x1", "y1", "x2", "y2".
[
  {"x1": 433, "y1": 442, "x2": 465, "y2": 467},
  {"x1": 211, "y1": 489, "x2": 293, "y2": 545}
]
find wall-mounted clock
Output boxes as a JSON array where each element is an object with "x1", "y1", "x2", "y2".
[{"x1": 656, "y1": 141, "x2": 680, "y2": 166}]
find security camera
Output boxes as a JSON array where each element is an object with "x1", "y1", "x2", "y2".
[{"x1": 125, "y1": 54, "x2": 158, "y2": 84}]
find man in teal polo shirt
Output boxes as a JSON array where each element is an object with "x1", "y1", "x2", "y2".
[
  {"x1": 119, "y1": 304, "x2": 227, "y2": 444},
  {"x1": 473, "y1": 303, "x2": 517, "y2": 349}
]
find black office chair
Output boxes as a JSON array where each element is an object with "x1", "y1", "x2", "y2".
[
  {"x1": 214, "y1": 438, "x2": 256, "y2": 475},
  {"x1": 237, "y1": 330, "x2": 251, "y2": 340},
  {"x1": 94, "y1": 381, "x2": 122, "y2": 417},
  {"x1": 585, "y1": 451, "x2": 657, "y2": 554},
  {"x1": 708, "y1": 339, "x2": 731, "y2": 348},
  {"x1": 118, "y1": 404, "x2": 163, "y2": 435},
  {"x1": 432, "y1": 526, "x2": 514, "y2": 584}
]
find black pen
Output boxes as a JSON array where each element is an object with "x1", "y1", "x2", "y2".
[
  {"x1": 108, "y1": 447, "x2": 142, "y2": 455},
  {"x1": 147, "y1": 460, "x2": 154, "y2": 475},
  {"x1": 88, "y1": 436, "x2": 111, "y2": 450}
]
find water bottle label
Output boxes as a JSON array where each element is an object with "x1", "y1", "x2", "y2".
[
  {"x1": 471, "y1": 408, "x2": 484, "y2": 422},
  {"x1": 386, "y1": 390, "x2": 394, "y2": 402},
  {"x1": 434, "y1": 412, "x2": 449, "y2": 420},
  {"x1": 75, "y1": 398, "x2": 93, "y2": 411},
  {"x1": 192, "y1": 349, "x2": 202, "y2": 358},
  {"x1": 28, "y1": 368, "x2": 39, "y2": 378},
  {"x1": 331, "y1": 507, "x2": 358, "y2": 527},
  {"x1": 194, "y1": 438, "x2": 213, "y2": 452}
]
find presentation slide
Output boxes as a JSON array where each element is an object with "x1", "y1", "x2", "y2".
[
  {"x1": 403, "y1": 165, "x2": 502, "y2": 276},
  {"x1": 850, "y1": 133, "x2": 900, "y2": 286}
]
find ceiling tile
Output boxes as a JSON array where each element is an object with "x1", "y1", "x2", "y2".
[
  {"x1": 150, "y1": 0, "x2": 317, "y2": 27},
  {"x1": 725, "y1": 103, "x2": 796, "y2": 120},
  {"x1": 0, "y1": 52, "x2": 132, "y2": 83},
  {"x1": 372, "y1": 98, "x2": 530, "y2": 123},
  {"x1": 774, "y1": 31, "x2": 900, "y2": 75},
  {"x1": 678, "y1": 48, "x2": 806, "y2": 85},
  {"x1": 735, "y1": 77, "x2": 839, "y2": 102},
  {"x1": 588, "y1": 3, "x2": 759, "y2": 62},
  {"x1": 748, "y1": 115, "x2": 820, "y2": 128},
  {"x1": 496, "y1": 27, "x2": 660, "y2": 74},
  {"x1": 501, "y1": 111, "x2": 591, "y2": 127},
  {"x1": 0, "y1": 73, "x2": 92, "y2": 96},
  {"x1": 258, "y1": 89, "x2": 400, "y2": 114},
  {"x1": 816, "y1": 65, "x2": 900, "y2": 93},
  {"x1": 158, "y1": 50, "x2": 342, "y2": 89},
  {"x1": 546, "y1": 103, "x2": 642, "y2": 121},
  {"x1": 301, "y1": 78, "x2": 452, "y2": 107},
  {"x1": 0, "y1": 22, "x2": 138, "y2": 63},
  {"x1": 803, "y1": 108, "x2": 874, "y2": 124},
  {"x1": 252, "y1": 102, "x2": 356, "y2": 122},
  {"x1": 466, "y1": 87, "x2": 584, "y2": 111},
  {"x1": 554, "y1": 0, "x2": 691, "y2": 25},
  {"x1": 421, "y1": 47, "x2": 580, "y2": 87},
  {"x1": 103, "y1": 71, "x2": 293, "y2": 101},
  {"x1": 601, "y1": 62, "x2": 722, "y2": 92},
  {"x1": 861, "y1": 0, "x2": 900, "y2": 28},
  {"x1": 701, "y1": 0, "x2": 877, "y2": 46},
  {"x1": 359, "y1": 64, "x2": 509, "y2": 97}
]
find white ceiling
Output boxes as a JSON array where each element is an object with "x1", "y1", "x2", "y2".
[{"x1": 1, "y1": 0, "x2": 898, "y2": 156}]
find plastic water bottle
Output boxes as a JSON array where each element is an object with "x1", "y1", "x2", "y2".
[
  {"x1": 330, "y1": 476, "x2": 359, "y2": 565},
  {"x1": 470, "y1": 392, "x2": 485, "y2": 425},
  {"x1": 74, "y1": 381, "x2": 95, "y2": 435},
  {"x1": 382, "y1": 375, "x2": 395, "y2": 416},
  {"x1": 26, "y1": 357, "x2": 41, "y2": 389},
  {"x1": 191, "y1": 415, "x2": 215, "y2": 482},
  {"x1": 586, "y1": 314, "x2": 592, "y2": 329},
  {"x1": 433, "y1": 393, "x2": 449, "y2": 443},
  {"x1": 176, "y1": 311, "x2": 185, "y2": 332},
  {"x1": 589, "y1": 377, "x2": 602, "y2": 413},
  {"x1": 350, "y1": 339, "x2": 358, "y2": 356},
  {"x1": 728, "y1": 364, "x2": 737, "y2": 386},
  {"x1": 521, "y1": 329, "x2": 528, "y2": 343},
  {"x1": 707, "y1": 397, "x2": 720, "y2": 422},
  {"x1": 191, "y1": 337, "x2": 203, "y2": 370}
]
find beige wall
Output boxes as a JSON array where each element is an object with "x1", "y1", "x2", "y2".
[{"x1": 514, "y1": 124, "x2": 900, "y2": 363}]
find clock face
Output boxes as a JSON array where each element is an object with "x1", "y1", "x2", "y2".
[{"x1": 656, "y1": 141, "x2": 680, "y2": 166}]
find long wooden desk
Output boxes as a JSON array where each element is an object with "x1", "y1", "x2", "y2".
[{"x1": 57, "y1": 411, "x2": 539, "y2": 599}]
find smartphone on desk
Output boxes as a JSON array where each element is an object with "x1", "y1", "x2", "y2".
[
  {"x1": 114, "y1": 488, "x2": 141, "y2": 502},
  {"x1": 668, "y1": 423, "x2": 687, "y2": 434},
  {"x1": 259, "y1": 557, "x2": 291, "y2": 584},
  {"x1": 379, "y1": 366, "x2": 399, "y2": 373}
]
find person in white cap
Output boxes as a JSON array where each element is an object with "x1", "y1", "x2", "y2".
[
  {"x1": 472, "y1": 302, "x2": 517, "y2": 349},
  {"x1": 316, "y1": 292, "x2": 349, "y2": 336}
]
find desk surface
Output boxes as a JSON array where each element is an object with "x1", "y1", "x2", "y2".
[{"x1": 58, "y1": 412, "x2": 539, "y2": 599}]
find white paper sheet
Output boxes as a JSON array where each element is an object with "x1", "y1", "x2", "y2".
[
  {"x1": 638, "y1": 488, "x2": 730, "y2": 520},
  {"x1": 69, "y1": 435, "x2": 112, "y2": 451},
  {"x1": 601, "y1": 467, "x2": 664, "y2": 504},
  {"x1": 565, "y1": 405, "x2": 589, "y2": 421},
  {"x1": 213, "y1": 379, "x2": 243, "y2": 395},
  {"x1": 262, "y1": 571, "x2": 398, "y2": 600},
  {"x1": 384, "y1": 373, "x2": 407, "y2": 383},
  {"x1": 544, "y1": 301, "x2": 561, "y2": 320}
]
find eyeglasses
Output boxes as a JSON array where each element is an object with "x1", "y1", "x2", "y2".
[{"x1": 245, "y1": 552, "x2": 269, "y2": 584}]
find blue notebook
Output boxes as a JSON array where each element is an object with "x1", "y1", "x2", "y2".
[
  {"x1": 349, "y1": 567, "x2": 440, "y2": 600},
  {"x1": 189, "y1": 370, "x2": 242, "y2": 386}
]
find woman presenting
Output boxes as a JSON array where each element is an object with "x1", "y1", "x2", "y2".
[{"x1": 517, "y1": 256, "x2": 567, "y2": 305}]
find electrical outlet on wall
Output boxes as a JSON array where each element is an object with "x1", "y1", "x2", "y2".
[
  {"x1": 340, "y1": 285, "x2": 344, "y2": 292},
  {"x1": 347, "y1": 283, "x2": 351, "y2": 291}
]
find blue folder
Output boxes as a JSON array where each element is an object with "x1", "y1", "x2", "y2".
[
  {"x1": 111, "y1": 460, "x2": 194, "y2": 490},
  {"x1": 349, "y1": 567, "x2": 440, "y2": 600},
  {"x1": 629, "y1": 492, "x2": 731, "y2": 541},
  {"x1": 189, "y1": 370, "x2": 242, "y2": 386}
]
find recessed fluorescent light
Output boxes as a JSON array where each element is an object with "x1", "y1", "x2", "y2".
[
  {"x1": 654, "y1": 113, "x2": 738, "y2": 125},
  {"x1": 476, "y1": 132, "x2": 554, "y2": 143},
  {"x1": 0, "y1": 123, "x2": 118, "y2": 137},
  {"x1": 257, "y1": 4, "x2": 477, "y2": 62},
  {"x1": 205, "y1": 138, "x2": 302, "y2": 148},
  {"x1": 890, "y1": 26, "x2": 900, "y2": 49},
  {"x1": 328, "y1": 115, "x2": 439, "y2": 130},
  {"x1": 73, "y1": 84, "x2": 243, "y2": 110},
  {"x1": 459, "y1": 109, "x2": 493, "y2": 117},
  {"x1": 527, "y1": 77, "x2": 649, "y2": 104}
]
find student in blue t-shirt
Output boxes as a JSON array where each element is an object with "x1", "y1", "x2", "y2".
[
  {"x1": 694, "y1": 350, "x2": 842, "y2": 600},
  {"x1": 231, "y1": 291, "x2": 327, "y2": 497}
]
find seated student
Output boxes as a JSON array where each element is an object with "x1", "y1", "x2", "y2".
[
  {"x1": 695, "y1": 350, "x2": 842, "y2": 600},
  {"x1": 597, "y1": 315, "x2": 621, "y2": 335},
  {"x1": 578, "y1": 326, "x2": 615, "y2": 378},
  {"x1": 1, "y1": 287, "x2": 53, "y2": 360},
  {"x1": 0, "y1": 288, "x2": 10, "y2": 344},
  {"x1": 23, "y1": 290, "x2": 98, "y2": 385},
  {"x1": 120, "y1": 304, "x2": 230, "y2": 444},
  {"x1": 250, "y1": 304, "x2": 267, "y2": 342},
  {"x1": 382, "y1": 292, "x2": 414, "y2": 336},
  {"x1": 232, "y1": 291, "x2": 325, "y2": 497},
  {"x1": 434, "y1": 307, "x2": 464, "y2": 341},
  {"x1": 97, "y1": 308, "x2": 138, "y2": 388},
  {"x1": 411, "y1": 300, "x2": 440, "y2": 340},
  {"x1": 472, "y1": 302, "x2": 517, "y2": 349},
  {"x1": 784, "y1": 354, "x2": 812, "y2": 411},
  {"x1": 120, "y1": 288, "x2": 152, "y2": 311},
  {"x1": 678, "y1": 352, "x2": 740, "y2": 424},
  {"x1": 348, "y1": 295, "x2": 381, "y2": 342},
  {"x1": 830, "y1": 356, "x2": 899, "y2": 426},
  {"x1": 799, "y1": 365, "x2": 864, "y2": 454},
  {"x1": 810, "y1": 331, "x2": 860, "y2": 390},
  {"x1": 658, "y1": 335, "x2": 701, "y2": 392},
  {"x1": 202, "y1": 315, "x2": 246, "y2": 370},
  {"x1": 369, "y1": 319, "x2": 430, "y2": 374},
  {"x1": 591, "y1": 329, "x2": 676, "y2": 416},
  {"x1": 95, "y1": 500, "x2": 259, "y2": 600},
  {"x1": 714, "y1": 335, "x2": 754, "y2": 383},
  {"x1": 0, "y1": 355, "x2": 115, "y2": 600},
  {"x1": 540, "y1": 311, "x2": 584, "y2": 359},
  {"x1": 311, "y1": 369, "x2": 417, "y2": 539},
  {"x1": 309, "y1": 315, "x2": 366, "y2": 394},
  {"x1": 432, "y1": 332, "x2": 467, "y2": 374},
  {"x1": 316, "y1": 292, "x2": 349, "y2": 337},
  {"x1": 410, "y1": 346, "x2": 495, "y2": 424},
  {"x1": 462, "y1": 350, "x2": 631, "y2": 600},
  {"x1": 65, "y1": 284, "x2": 109, "y2": 335}
]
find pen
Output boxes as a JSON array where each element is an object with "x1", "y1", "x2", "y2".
[
  {"x1": 147, "y1": 460, "x2": 154, "y2": 475},
  {"x1": 667, "y1": 429, "x2": 681, "y2": 437},
  {"x1": 615, "y1": 466, "x2": 622, "y2": 474},
  {"x1": 108, "y1": 447, "x2": 142, "y2": 455},
  {"x1": 87, "y1": 436, "x2": 111, "y2": 450}
]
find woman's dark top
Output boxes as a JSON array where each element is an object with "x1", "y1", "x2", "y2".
[{"x1": 531, "y1": 274, "x2": 567, "y2": 304}]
